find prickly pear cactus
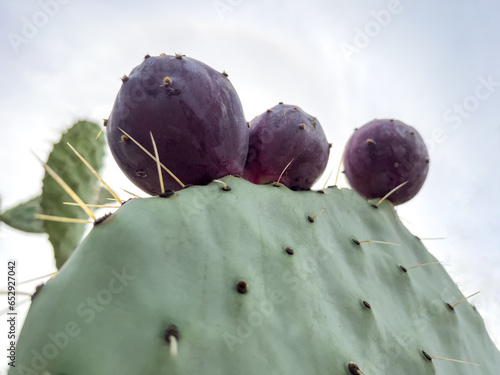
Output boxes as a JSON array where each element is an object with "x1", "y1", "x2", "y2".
[{"x1": 10, "y1": 176, "x2": 500, "y2": 374}]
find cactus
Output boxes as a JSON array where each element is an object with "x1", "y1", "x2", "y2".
[
  {"x1": 6, "y1": 54, "x2": 498, "y2": 375},
  {"x1": 9, "y1": 176, "x2": 500, "y2": 375},
  {"x1": 106, "y1": 54, "x2": 249, "y2": 195}
]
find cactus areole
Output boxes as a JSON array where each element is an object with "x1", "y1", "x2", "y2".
[
  {"x1": 344, "y1": 119, "x2": 430, "y2": 205},
  {"x1": 106, "y1": 54, "x2": 249, "y2": 195}
]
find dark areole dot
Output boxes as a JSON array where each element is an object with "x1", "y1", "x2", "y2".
[
  {"x1": 236, "y1": 281, "x2": 248, "y2": 294},
  {"x1": 421, "y1": 350, "x2": 432, "y2": 361},
  {"x1": 347, "y1": 362, "x2": 363, "y2": 374},
  {"x1": 31, "y1": 283, "x2": 45, "y2": 301},
  {"x1": 159, "y1": 190, "x2": 176, "y2": 198},
  {"x1": 165, "y1": 325, "x2": 180, "y2": 343}
]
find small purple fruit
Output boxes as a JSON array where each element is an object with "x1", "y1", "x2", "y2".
[
  {"x1": 242, "y1": 103, "x2": 330, "y2": 190},
  {"x1": 343, "y1": 119, "x2": 429, "y2": 205},
  {"x1": 106, "y1": 54, "x2": 249, "y2": 195}
]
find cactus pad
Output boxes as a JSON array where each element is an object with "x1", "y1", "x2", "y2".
[{"x1": 10, "y1": 177, "x2": 500, "y2": 374}]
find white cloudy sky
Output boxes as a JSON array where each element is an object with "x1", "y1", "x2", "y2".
[{"x1": 0, "y1": 0, "x2": 499, "y2": 369}]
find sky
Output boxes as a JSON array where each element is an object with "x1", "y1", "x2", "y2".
[{"x1": 0, "y1": 0, "x2": 499, "y2": 371}]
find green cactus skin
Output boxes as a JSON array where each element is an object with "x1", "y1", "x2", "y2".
[{"x1": 10, "y1": 176, "x2": 500, "y2": 374}]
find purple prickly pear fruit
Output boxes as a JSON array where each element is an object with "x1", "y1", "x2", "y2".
[
  {"x1": 106, "y1": 54, "x2": 249, "y2": 195},
  {"x1": 343, "y1": 119, "x2": 429, "y2": 205},
  {"x1": 242, "y1": 103, "x2": 330, "y2": 190}
]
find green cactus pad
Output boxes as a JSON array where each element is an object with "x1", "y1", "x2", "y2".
[
  {"x1": 0, "y1": 195, "x2": 45, "y2": 233},
  {"x1": 41, "y1": 120, "x2": 106, "y2": 268},
  {"x1": 10, "y1": 176, "x2": 500, "y2": 374}
]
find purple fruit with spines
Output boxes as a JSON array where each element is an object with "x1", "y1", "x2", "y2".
[
  {"x1": 106, "y1": 54, "x2": 249, "y2": 195},
  {"x1": 343, "y1": 119, "x2": 429, "y2": 205},
  {"x1": 242, "y1": 103, "x2": 330, "y2": 190}
]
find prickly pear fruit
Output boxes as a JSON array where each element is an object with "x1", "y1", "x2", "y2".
[
  {"x1": 343, "y1": 119, "x2": 429, "y2": 205},
  {"x1": 10, "y1": 176, "x2": 500, "y2": 375},
  {"x1": 242, "y1": 103, "x2": 330, "y2": 190},
  {"x1": 106, "y1": 54, "x2": 249, "y2": 195}
]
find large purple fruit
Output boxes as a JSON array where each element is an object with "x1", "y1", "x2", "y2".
[
  {"x1": 343, "y1": 119, "x2": 429, "y2": 205},
  {"x1": 242, "y1": 103, "x2": 330, "y2": 190},
  {"x1": 106, "y1": 54, "x2": 249, "y2": 195}
]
